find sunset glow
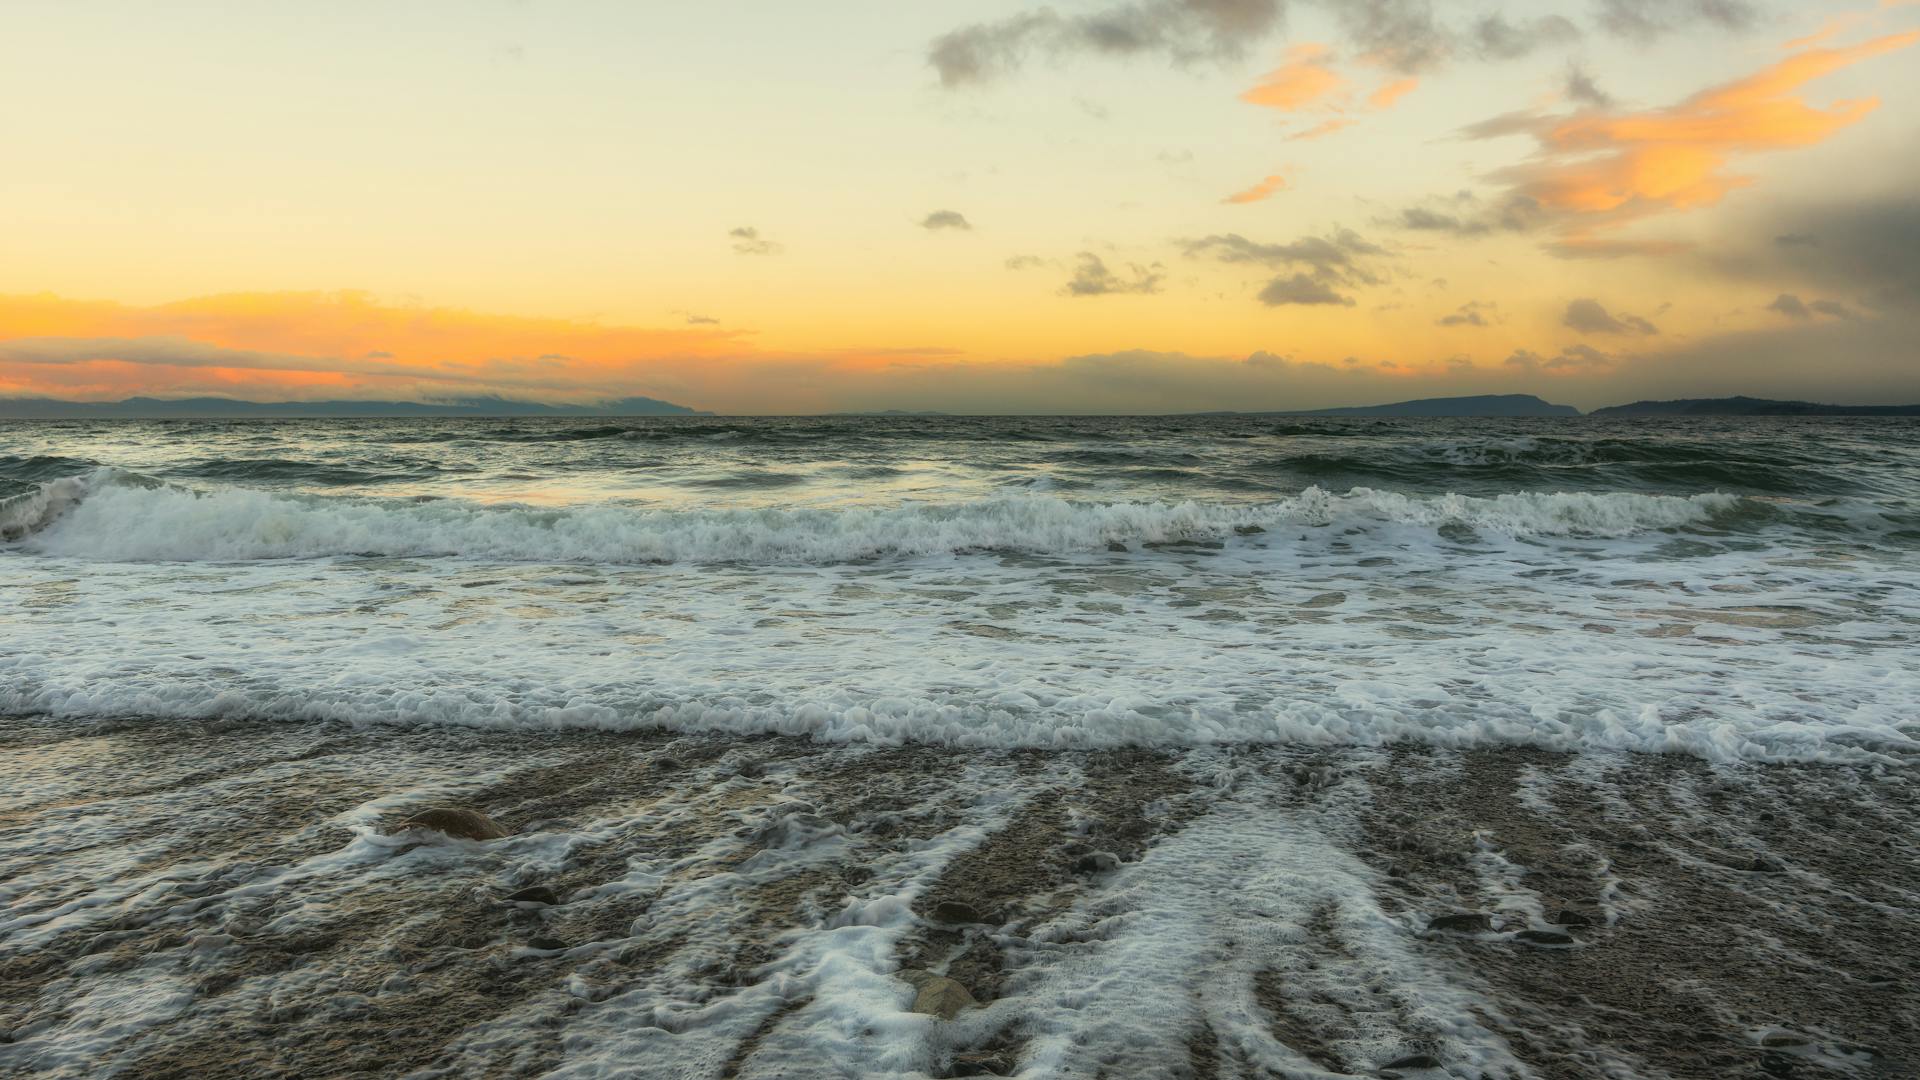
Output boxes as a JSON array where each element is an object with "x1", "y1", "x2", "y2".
[{"x1": 1, "y1": 1, "x2": 1916, "y2": 412}]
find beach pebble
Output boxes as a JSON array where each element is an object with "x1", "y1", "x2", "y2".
[
  {"x1": 1513, "y1": 929, "x2": 1576, "y2": 946},
  {"x1": 505, "y1": 885, "x2": 560, "y2": 905},
  {"x1": 901, "y1": 970, "x2": 977, "y2": 1020},
  {"x1": 1426, "y1": 913, "x2": 1492, "y2": 934},
  {"x1": 397, "y1": 808, "x2": 508, "y2": 841}
]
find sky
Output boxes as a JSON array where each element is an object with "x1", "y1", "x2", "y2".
[{"x1": 2, "y1": 0, "x2": 1917, "y2": 414}]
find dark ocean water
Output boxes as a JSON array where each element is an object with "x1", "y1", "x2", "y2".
[{"x1": 1, "y1": 415, "x2": 1916, "y2": 760}]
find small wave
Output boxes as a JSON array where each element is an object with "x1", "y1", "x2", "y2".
[
  {"x1": 165, "y1": 457, "x2": 428, "y2": 486},
  {"x1": 0, "y1": 454, "x2": 102, "y2": 482},
  {"x1": 5, "y1": 470, "x2": 1748, "y2": 564}
]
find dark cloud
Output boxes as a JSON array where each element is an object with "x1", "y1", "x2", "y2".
[
  {"x1": 1062, "y1": 253, "x2": 1165, "y2": 296},
  {"x1": 1324, "y1": 0, "x2": 1449, "y2": 73},
  {"x1": 1436, "y1": 300, "x2": 1495, "y2": 327},
  {"x1": 1563, "y1": 298, "x2": 1658, "y2": 335},
  {"x1": 1467, "y1": 14, "x2": 1581, "y2": 61},
  {"x1": 1503, "y1": 343, "x2": 1613, "y2": 372},
  {"x1": 1183, "y1": 229, "x2": 1385, "y2": 283},
  {"x1": 1594, "y1": 0, "x2": 1758, "y2": 44},
  {"x1": 1563, "y1": 63, "x2": 1611, "y2": 107},
  {"x1": 1186, "y1": 228, "x2": 1386, "y2": 307},
  {"x1": 1386, "y1": 192, "x2": 1544, "y2": 236},
  {"x1": 1257, "y1": 273, "x2": 1354, "y2": 306},
  {"x1": 1004, "y1": 254, "x2": 1048, "y2": 270},
  {"x1": 729, "y1": 227, "x2": 782, "y2": 256},
  {"x1": 928, "y1": 0, "x2": 1284, "y2": 88},
  {"x1": 1765, "y1": 293, "x2": 1811, "y2": 319},
  {"x1": 1756, "y1": 199, "x2": 1920, "y2": 312},
  {"x1": 1766, "y1": 293, "x2": 1853, "y2": 320},
  {"x1": 920, "y1": 210, "x2": 972, "y2": 231}
]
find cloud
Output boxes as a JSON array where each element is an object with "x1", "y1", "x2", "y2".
[
  {"x1": 1765, "y1": 293, "x2": 1854, "y2": 320},
  {"x1": 1186, "y1": 228, "x2": 1386, "y2": 307},
  {"x1": 1062, "y1": 253, "x2": 1165, "y2": 296},
  {"x1": 1322, "y1": 0, "x2": 1449, "y2": 73},
  {"x1": 1502, "y1": 343, "x2": 1615, "y2": 373},
  {"x1": 1240, "y1": 43, "x2": 1346, "y2": 111},
  {"x1": 1184, "y1": 229, "x2": 1384, "y2": 280},
  {"x1": 1368, "y1": 77, "x2": 1418, "y2": 109},
  {"x1": 686, "y1": 314, "x2": 720, "y2": 325},
  {"x1": 1385, "y1": 190, "x2": 1545, "y2": 236},
  {"x1": 1563, "y1": 63, "x2": 1612, "y2": 107},
  {"x1": 0, "y1": 336, "x2": 448, "y2": 379},
  {"x1": 920, "y1": 210, "x2": 972, "y2": 231},
  {"x1": 1766, "y1": 292, "x2": 1812, "y2": 318},
  {"x1": 0, "y1": 291, "x2": 744, "y2": 406},
  {"x1": 1739, "y1": 196, "x2": 1920, "y2": 311},
  {"x1": 1224, "y1": 173, "x2": 1289, "y2": 204},
  {"x1": 1004, "y1": 254, "x2": 1048, "y2": 270},
  {"x1": 1436, "y1": 300, "x2": 1496, "y2": 327},
  {"x1": 1563, "y1": 298, "x2": 1659, "y2": 334},
  {"x1": 1286, "y1": 117, "x2": 1356, "y2": 141},
  {"x1": 1595, "y1": 0, "x2": 1759, "y2": 44},
  {"x1": 928, "y1": 0, "x2": 1284, "y2": 88},
  {"x1": 1466, "y1": 32, "x2": 1920, "y2": 253},
  {"x1": 729, "y1": 226, "x2": 782, "y2": 255},
  {"x1": 1257, "y1": 274, "x2": 1355, "y2": 306},
  {"x1": 1467, "y1": 14, "x2": 1581, "y2": 60}
]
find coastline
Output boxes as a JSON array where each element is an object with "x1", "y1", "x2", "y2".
[{"x1": 3, "y1": 715, "x2": 1912, "y2": 1078}]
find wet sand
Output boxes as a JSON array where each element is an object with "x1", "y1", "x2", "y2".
[{"x1": 1, "y1": 715, "x2": 1914, "y2": 1078}]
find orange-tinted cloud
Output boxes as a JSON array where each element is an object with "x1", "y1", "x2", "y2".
[
  {"x1": 1286, "y1": 117, "x2": 1355, "y2": 141},
  {"x1": 1223, "y1": 174, "x2": 1289, "y2": 204},
  {"x1": 0, "y1": 291, "x2": 747, "y2": 404},
  {"x1": 1369, "y1": 77, "x2": 1418, "y2": 109},
  {"x1": 1786, "y1": 1, "x2": 1920, "y2": 50},
  {"x1": 1240, "y1": 44, "x2": 1346, "y2": 111},
  {"x1": 1485, "y1": 31, "x2": 1920, "y2": 250}
]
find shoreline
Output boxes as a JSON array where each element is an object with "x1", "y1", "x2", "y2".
[{"x1": 2, "y1": 715, "x2": 1913, "y2": 1077}]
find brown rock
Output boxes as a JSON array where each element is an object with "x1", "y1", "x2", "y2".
[
  {"x1": 901, "y1": 970, "x2": 977, "y2": 1020},
  {"x1": 931, "y1": 900, "x2": 982, "y2": 925},
  {"x1": 396, "y1": 808, "x2": 508, "y2": 841},
  {"x1": 1426, "y1": 913, "x2": 1492, "y2": 934}
]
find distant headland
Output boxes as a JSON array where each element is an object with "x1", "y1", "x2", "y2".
[{"x1": 1588, "y1": 396, "x2": 1920, "y2": 417}]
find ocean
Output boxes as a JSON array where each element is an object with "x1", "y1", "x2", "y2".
[
  {"x1": 3, "y1": 415, "x2": 1917, "y2": 1077},
  {"x1": 3, "y1": 415, "x2": 1915, "y2": 761}
]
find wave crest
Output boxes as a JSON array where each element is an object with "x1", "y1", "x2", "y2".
[{"x1": 2, "y1": 470, "x2": 1746, "y2": 564}]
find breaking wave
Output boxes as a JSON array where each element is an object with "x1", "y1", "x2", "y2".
[{"x1": 2, "y1": 468, "x2": 1749, "y2": 564}]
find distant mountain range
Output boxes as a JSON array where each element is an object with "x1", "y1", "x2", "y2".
[
  {"x1": 1589, "y1": 396, "x2": 1920, "y2": 417},
  {"x1": 1210, "y1": 394, "x2": 1581, "y2": 418},
  {"x1": 0, "y1": 395, "x2": 705, "y2": 418}
]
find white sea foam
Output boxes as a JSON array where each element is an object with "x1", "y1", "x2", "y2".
[
  {"x1": 2, "y1": 525, "x2": 1914, "y2": 762},
  {"x1": 5, "y1": 470, "x2": 1744, "y2": 565}
]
